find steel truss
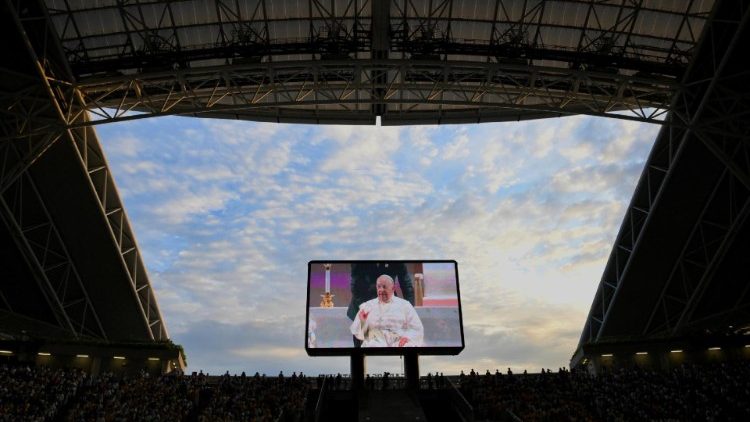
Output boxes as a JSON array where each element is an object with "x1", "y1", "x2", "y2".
[
  {"x1": 0, "y1": 170, "x2": 106, "y2": 339},
  {"x1": 51, "y1": 0, "x2": 704, "y2": 75},
  {"x1": 580, "y1": 0, "x2": 750, "y2": 344},
  {"x1": 1, "y1": 0, "x2": 167, "y2": 341},
  {"x1": 644, "y1": 164, "x2": 750, "y2": 335},
  {"x1": 67, "y1": 122, "x2": 169, "y2": 341},
  {"x1": 33, "y1": 0, "x2": 711, "y2": 126},
  {"x1": 69, "y1": 59, "x2": 673, "y2": 126},
  {"x1": 389, "y1": 0, "x2": 691, "y2": 74}
]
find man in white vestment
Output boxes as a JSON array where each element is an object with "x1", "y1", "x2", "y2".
[{"x1": 350, "y1": 274, "x2": 424, "y2": 347}]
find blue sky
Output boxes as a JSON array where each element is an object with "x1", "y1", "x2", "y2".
[{"x1": 96, "y1": 115, "x2": 659, "y2": 375}]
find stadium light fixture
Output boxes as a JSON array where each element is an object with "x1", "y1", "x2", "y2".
[
  {"x1": 708, "y1": 347, "x2": 721, "y2": 351},
  {"x1": 0, "y1": 350, "x2": 13, "y2": 355},
  {"x1": 670, "y1": 350, "x2": 683, "y2": 353},
  {"x1": 38, "y1": 352, "x2": 51, "y2": 356},
  {"x1": 113, "y1": 356, "x2": 125, "y2": 360},
  {"x1": 601, "y1": 353, "x2": 613, "y2": 357},
  {"x1": 148, "y1": 357, "x2": 160, "y2": 361},
  {"x1": 635, "y1": 352, "x2": 648, "y2": 355},
  {"x1": 76, "y1": 354, "x2": 89, "y2": 358}
]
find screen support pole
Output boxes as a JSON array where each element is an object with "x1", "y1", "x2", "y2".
[
  {"x1": 350, "y1": 352, "x2": 366, "y2": 391},
  {"x1": 404, "y1": 353, "x2": 419, "y2": 390}
]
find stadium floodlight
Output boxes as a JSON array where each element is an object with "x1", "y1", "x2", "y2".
[
  {"x1": 601, "y1": 354, "x2": 613, "y2": 357},
  {"x1": 148, "y1": 357, "x2": 160, "y2": 361},
  {"x1": 37, "y1": 352, "x2": 51, "y2": 356},
  {"x1": 76, "y1": 354, "x2": 89, "y2": 358},
  {"x1": 670, "y1": 350, "x2": 683, "y2": 353},
  {"x1": 708, "y1": 347, "x2": 721, "y2": 351},
  {"x1": 113, "y1": 356, "x2": 125, "y2": 360},
  {"x1": 635, "y1": 352, "x2": 648, "y2": 355},
  {"x1": 0, "y1": 350, "x2": 13, "y2": 355}
]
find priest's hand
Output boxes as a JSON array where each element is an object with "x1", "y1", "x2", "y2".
[
  {"x1": 398, "y1": 337, "x2": 409, "y2": 347},
  {"x1": 358, "y1": 309, "x2": 370, "y2": 322}
]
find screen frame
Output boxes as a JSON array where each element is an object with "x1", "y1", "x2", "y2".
[{"x1": 305, "y1": 260, "x2": 465, "y2": 356}]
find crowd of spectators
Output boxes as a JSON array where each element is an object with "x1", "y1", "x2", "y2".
[
  {"x1": 457, "y1": 368, "x2": 595, "y2": 421},
  {"x1": 65, "y1": 371, "x2": 198, "y2": 421},
  {"x1": 198, "y1": 372, "x2": 308, "y2": 422},
  {"x1": 316, "y1": 373, "x2": 351, "y2": 391},
  {"x1": 2, "y1": 361, "x2": 750, "y2": 421},
  {"x1": 0, "y1": 366, "x2": 309, "y2": 422},
  {"x1": 456, "y1": 362, "x2": 750, "y2": 421},
  {"x1": 0, "y1": 365, "x2": 85, "y2": 422}
]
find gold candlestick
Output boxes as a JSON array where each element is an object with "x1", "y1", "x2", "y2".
[
  {"x1": 320, "y1": 292, "x2": 335, "y2": 308},
  {"x1": 320, "y1": 263, "x2": 335, "y2": 307}
]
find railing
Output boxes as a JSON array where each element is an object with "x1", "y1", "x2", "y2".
[
  {"x1": 507, "y1": 409, "x2": 524, "y2": 422},
  {"x1": 313, "y1": 376, "x2": 328, "y2": 422},
  {"x1": 447, "y1": 378, "x2": 474, "y2": 422}
]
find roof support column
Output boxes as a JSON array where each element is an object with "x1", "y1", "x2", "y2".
[{"x1": 371, "y1": 0, "x2": 390, "y2": 118}]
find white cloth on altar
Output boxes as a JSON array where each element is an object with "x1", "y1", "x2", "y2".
[{"x1": 350, "y1": 296, "x2": 424, "y2": 347}]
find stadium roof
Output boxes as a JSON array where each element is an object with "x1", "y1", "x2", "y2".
[
  {"x1": 47, "y1": 0, "x2": 712, "y2": 125},
  {"x1": 2, "y1": 0, "x2": 749, "y2": 356},
  {"x1": 578, "y1": 0, "x2": 750, "y2": 349}
]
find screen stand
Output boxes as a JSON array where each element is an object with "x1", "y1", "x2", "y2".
[
  {"x1": 350, "y1": 352, "x2": 366, "y2": 391},
  {"x1": 404, "y1": 352, "x2": 419, "y2": 390}
]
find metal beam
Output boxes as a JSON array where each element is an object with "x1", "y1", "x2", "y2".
[
  {"x1": 672, "y1": 178, "x2": 750, "y2": 333},
  {"x1": 372, "y1": 0, "x2": 390, "y2": 116},
  {"x1": 4, "y1": 0, "x2": 168, "y2": 341},
  {"x1": 0, "y1": 171, "x2": 107, "y2": 339},
  {"x1": 66, "y1": 123, "x2": 169, "y2": 340},
  {"x1": 579, "y1": 0, "x2": 750, "y2": 345},
  {"x1": 36, "y1": 0, "x2": 714, "y2": 126},
  {"x1": 643, "y1": 166, "x2": 750, "y2": 336},
  {"x1": 579, "y1": 112, "x2": 690, "y2": 345},
  {"x1": 64, "y1": 59, "x2": 674, "y2": 127}
]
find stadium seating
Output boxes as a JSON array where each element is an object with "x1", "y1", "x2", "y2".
[
  {"x1": 456, "y1": 363, "x2": 750, "y2": 421},
  {"x1": 1, "y1": 362, "x2": 749, "y2": 421},
  {"x1": 0, "y1": 365, "x2": 309, "y2": 422}
]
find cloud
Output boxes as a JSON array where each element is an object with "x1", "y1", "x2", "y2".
[
  {"x1": 442, "y1": 131, "x2": 471, "y2": 160},
  {"x1": 230, "y1": 346, "x2": 302, "y2": 359},
  {"x1": 318, "y1": 125, "x2": 401, "y2": 174},
  {"x1": 96, "y1": 114, "x2": 657, "y2": 375},
  {"x1": 149, "y1": 187, "x2": 238, "y2": 224},
  {"x1": 102, "y1": 134, "x2": 143, "y2": 158},
  {"x1": 172, "y1": 319, "x2": 321, "y2": 375}
]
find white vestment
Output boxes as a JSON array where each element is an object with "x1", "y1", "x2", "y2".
[{"x1": 350, "y1": 296, "x2": 424, "y2": 347}]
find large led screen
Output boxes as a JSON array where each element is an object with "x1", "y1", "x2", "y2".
[{"x1": 306, "y1": 261, "x2": 464, "y2": 356}]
